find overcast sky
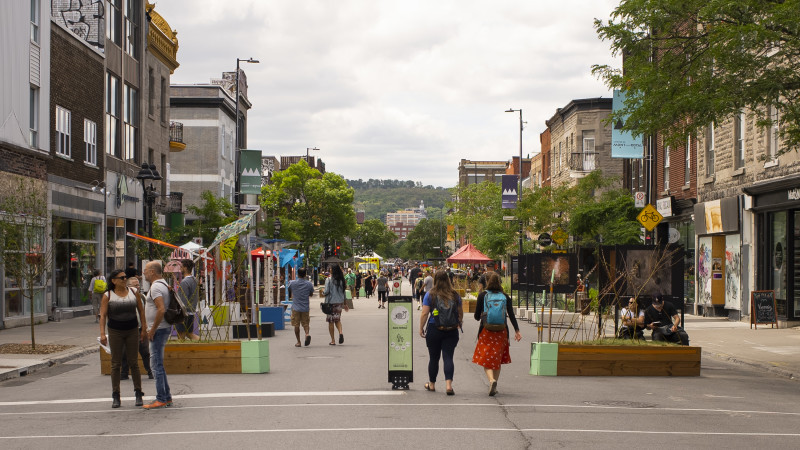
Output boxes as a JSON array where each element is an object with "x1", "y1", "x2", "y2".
[{"x1": 156, "y1": 0, "x2": 621, "y2": 188}]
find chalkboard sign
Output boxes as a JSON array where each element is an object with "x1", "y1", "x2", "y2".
[{"x1": 751, "y1": 290, "x2": 777, "y2": 329}]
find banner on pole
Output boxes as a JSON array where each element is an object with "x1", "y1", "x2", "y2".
[
  {"x1": 502, "y1": 174, "x2": 519, "y2": 209},
  {"x1": 240, "y1": 149, "x2": 263, "y2": 194},
  {"x1": 611, "y1": 90, "x2": 645, "y2": 158}
]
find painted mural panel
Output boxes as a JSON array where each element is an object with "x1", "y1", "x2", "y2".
[
  {"x1": 725, "y1": 234, "x2": 741, "y2": 310},
  {"x1": 698, "y1": 237, "x2": 713, "y2": 305}
]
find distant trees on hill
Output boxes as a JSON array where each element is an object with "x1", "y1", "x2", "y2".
[
  {"x1": 347, "y1": 178, "x2": 448, "y2": 191},
  {"x1": 348, "y1": 179, "x2": 453, "y2": 222}
]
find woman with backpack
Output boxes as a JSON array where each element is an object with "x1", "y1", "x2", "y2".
[
  {"x1": 322, "y1": 265, "x2": 349, "y2": 345},
  {"x1": 419, "y1": 270, "x2": 463, "y2": 396},
  {"x1": 472, "y1": 272, "x2": 521, "y2": 396},
  {"x1": 88, "y1": 269, "x2": 106, "y2": 323}
]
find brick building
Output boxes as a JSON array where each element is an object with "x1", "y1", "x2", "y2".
[{"x1": 457, "y1": 159, "x2": 507, "y2": 186}]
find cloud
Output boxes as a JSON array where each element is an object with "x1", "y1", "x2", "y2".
[{"x1": 156, "y1": 0, "x2": 621, "y2": 188}]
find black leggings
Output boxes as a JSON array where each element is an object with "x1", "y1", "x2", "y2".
[
  {"x1": 378, "y1": 290, "x2": 387, "y2": 302},
  {"x1": 425, "y1": 324, "x2": 459, "y2": 382}
]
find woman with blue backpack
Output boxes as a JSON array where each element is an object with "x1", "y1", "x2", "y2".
[
  {"x1": 472, "y1": 272, "x2": 521, "y2": 396},
  {"x1": 419, "y1": 270, "x2": 463, "y2": 396}
]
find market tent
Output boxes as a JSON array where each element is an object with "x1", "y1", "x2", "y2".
[
  {"x1": 321, "y1": 256, "x2": 344, "y2": 265},
  {"x1": 446, "y1": 243, "x2": 492, "y2": 264}
]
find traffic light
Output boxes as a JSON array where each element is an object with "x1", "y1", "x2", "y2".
[{"x1": 335, "y1": 245, "x2": 340, "y2": 255}]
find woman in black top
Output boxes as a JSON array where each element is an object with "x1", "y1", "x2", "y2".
[
  {"x1": 99, "y1": 269, "x2": 147, "y2": 408},
  {"x1": 472, "y1": 272, "x2": 521, "y2": 396}
]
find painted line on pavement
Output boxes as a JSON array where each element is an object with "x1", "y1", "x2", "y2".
[
  {"x1": 2, "y1": 427, "x2": 800, "y2": 440},
  {"x1": 0, "y1": 390, "x2": 404, "y2": 407},
  {"x1": 2, "y1": 401, "x2": 800, "y2": 419}
]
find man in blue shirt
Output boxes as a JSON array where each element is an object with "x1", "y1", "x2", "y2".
[{"x1": 288, "y1": 268, "x2": 315, "y2": 347}]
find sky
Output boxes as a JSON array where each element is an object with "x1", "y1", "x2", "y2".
[{"x1": 156, "y1": 0, "x2": 622, "y2": 188}]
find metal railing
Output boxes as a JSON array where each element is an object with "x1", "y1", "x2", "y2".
[
  {"x1": 569, "y1": 152, "x2": 598, "y2": 172},
  {"x1": 169, "y1": 121, "x2": 184, "y2": 144}
]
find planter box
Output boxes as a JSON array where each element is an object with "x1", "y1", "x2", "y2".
[
  {"x1": 100, "y1": 340, "x2": 270, "y2": 375},
  {"x1": 463, "y1": 299, "x2": 476, "y2": 313},
  {"x1": 232, "y1": 323, "x2": 275, "y2": 339},
  {"x1": 530, "y1": 343, "x2": 701, "y2": 377}
]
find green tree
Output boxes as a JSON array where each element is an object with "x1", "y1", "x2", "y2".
[
  {"x1": 449, "y1": 181, "x2": 517, "y2": 259},
  {"x1": 593, "y1": 0, "x2": 800, "y2": 149},
  {"x1": 184, "y1": 191, "x2": 237, "y2": 248},
  {"x1": 0, "y1": 175, "x2": 53, "y2": 349},
  {"x1": 403, "y1": 218, "x2": 446, "y2": 260},
  {"x1": 353, "y1": 219, "x2": 397, "y2": 257},
  {"x1": 261, "y1": 161, "x2": 356, "y2": 265}
]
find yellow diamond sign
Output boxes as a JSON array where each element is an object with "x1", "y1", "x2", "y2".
[
  {"x1": 552, "y1": 229, "x2": 568, "y2": 245},
  {"x1": 637, "y1": 204, "x2": 663, "y2": 232}
]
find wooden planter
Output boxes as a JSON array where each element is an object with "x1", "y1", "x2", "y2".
[
  {"x1": 100, "y1": 340, "x2": 270, "y2": 375},
  {"x1": 530, "y1": 343, "x2": 701, "y2": 377},
  {"x1": 463, "y1": 299, "x2": 476, "y2": 313}
]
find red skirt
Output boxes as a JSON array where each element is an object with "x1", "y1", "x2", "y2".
[{"x1": 472, "y1": 328, "x2": 511, "y2": 370}]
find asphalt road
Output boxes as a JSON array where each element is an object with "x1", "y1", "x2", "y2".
[{"x1": 1, "y1": 295, "x2": 799, "y2": 449}]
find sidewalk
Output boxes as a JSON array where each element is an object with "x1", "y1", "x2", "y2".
[{"x1": 2, "y1": 279, "x2": 799, "y2": 382}]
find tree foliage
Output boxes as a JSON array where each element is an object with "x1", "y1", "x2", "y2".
[
  {"x1": 353, "y1": 219, "x2": 397, "y2": 257},
  {"x1": 0, "y1": 175, "x2": 53, "y2": 349},
  {"x1": 449, "y1": 181, "x2": 518, "y2": 259},
  {"x1": 593, "y1": 0, "x2": 800, "y2": 149},
  {"x1": 184, "y1": 191, "x2": 237, "y2": 248},
  {"x1": 401, "y1": 218, "x2": 446, "y2": 260},
  {"x1": 349, "y1": 179, "x2": 452, "y2": 222},
  {"x1": 261, "y1": 161, "x2": 356, "y2": 263}
]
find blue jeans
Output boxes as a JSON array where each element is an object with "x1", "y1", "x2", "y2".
[{"x1": 149, "y1": 328, "x2": 171, "y2": 402}]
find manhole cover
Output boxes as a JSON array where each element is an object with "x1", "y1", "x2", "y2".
[{"x1": 584, "y1": 400, "x2": 656, "y2": 409}]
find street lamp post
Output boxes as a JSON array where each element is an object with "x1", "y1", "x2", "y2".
[
  {"x1": 305, "y1": 147, "x2": 319, "y2": 167},
  {"x1": 233, "y1": 57, "x2": 259, "y2": 216},
  {"x1": 506, "y1": 108, "x2": 524, "y2": 258},
  {"x1": 135, "y1": 163, "x2": 162, "y2": 260}
]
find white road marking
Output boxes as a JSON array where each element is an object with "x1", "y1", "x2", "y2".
[
  {"x1": 2, "y1": 428, "x2": 800, "y2": 440},
  {"x1": 2, "y1": 401, "x2": 799, "y2": 419},
  {"x1": 0, "y1": 390, "x2": 404, "y2": 406},
  {"x1": 704, "y1": 394, "x2": 745, "y2": 399}
]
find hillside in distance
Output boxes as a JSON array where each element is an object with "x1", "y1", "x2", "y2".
[{"x1": 348, "y1": 179, "x2": 453, "y2": 222}]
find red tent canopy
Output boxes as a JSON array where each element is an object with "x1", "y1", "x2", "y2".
[{"x1": 446, "y1": 243, "x2": 492, "y2": 264}]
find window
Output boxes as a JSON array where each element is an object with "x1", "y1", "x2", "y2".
[
  {"x1": 684, "y1": 135, "x2": 691, "y2": 185},
  {"x1": 124, "y1": 0, "x2": 138, "y2": 57},
  {"x1": 148, "y1": 68, "x2": 154, "y2": 117},
  {"x1": 768, "y1": 105, "x2": 779, "y2": 159},
  {"x1": 30, "y1": 0, "x2": 39, "y2": 43},
  {"x1": 29, "y1": 87, "x2": 38, "y2": 148},
  {"x1": 582, "y1": 130, "x2": 595, "y2": 153},
  {"x1": 220, "y1": 127, "x2": 226, "y2": 157},
  {"x1": 55, "y1": 106, "x2": 71, "y2": 157},
  {"x1": 160, "y1": 77, "x2": 167, "y2": 123},
  {"x1": 558, "y1": 142, "x2": 562, "y2": 170},
  {"x1": 230, "y1": 128, "x2": 235, "y2": 159},
  {"x1": 664, "y1": 146, "x2": 670, "y2": 191},
  {"x1": 84, "y1": 119, "x2": 97, "y2": 165},
  {"x1": 106, "y1": 0, "x2": 121, "y2": 45},
  {"x1": 734, "y1": 112, "x2": 745, "y2": 169},
  {"x1": 705, "y1": 124, "x2": 715, "y2": 176},
  {"x1": 123, "y1": 85, "x2": 138, "y2": 161},
  {"x1": 105, "y1": 72, "x2": 121, "y2": 157}
]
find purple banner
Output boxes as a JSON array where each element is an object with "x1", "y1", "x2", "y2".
[{"x1": 502, "y1": 174, "x2": 519, "y2": 209}]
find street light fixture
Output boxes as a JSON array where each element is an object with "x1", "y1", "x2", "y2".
[
  {"x1": 233, "y1": 57, "x2": 260, "y2": 216},
  {"x1": 136, "y1": 162, "x2": 162, "y2": 260},
  {"x1": 306, "y1": 147, "x2": 319, "y2": 166},
  {"x1": 506, "y1": 108, "x2": 524, "y2": 258}
]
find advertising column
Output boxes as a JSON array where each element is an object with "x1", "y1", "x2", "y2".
[{"x1": 387, "y1": 295, "x2": 413, "y2": 389}]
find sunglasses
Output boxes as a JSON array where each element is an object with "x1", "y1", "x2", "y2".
[{"x1": 114, "y1": 276, "x2": 127, "y2": 280}]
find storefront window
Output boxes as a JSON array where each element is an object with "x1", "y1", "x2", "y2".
[
  {"x1": 769, "y1": 211, "x2": 788, "y2": 316},
  {"x1": 2, "y1": 223, "x2": 46, "y2": 317},
  {"x1": 671, "y1": 221, "x2": 695, "y2": 304},
  {"x1": 793, "y1": 211, "x2": 800, "y2": 318},
  {"x1": 54, "y1": 220, "x2": 98, "y2": 308}
]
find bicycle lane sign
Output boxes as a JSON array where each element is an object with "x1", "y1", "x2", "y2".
[{"x1": 637, "y1": 204, "x2": 663, "y2": 232}]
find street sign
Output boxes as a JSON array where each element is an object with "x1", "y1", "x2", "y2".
[
  {"x1": 552, "y1": 229, "x2": 568, "y2": 245},
  {"x1": 503, "y1": 216, "x2": 516, "y2": 221},
  {"x1": 538, "y1": 232, "x2": 552, "y2": 246},
  {"x1": 637, "y1": 204, "x2": 663, "y2": 232},
  {"x1": 634, "y1": 191, "x2": 646, "y2": 208}
]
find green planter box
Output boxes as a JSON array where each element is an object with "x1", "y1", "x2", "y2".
[{"x1": 240, "y1": 340, "x2": 270, "y2": 374}]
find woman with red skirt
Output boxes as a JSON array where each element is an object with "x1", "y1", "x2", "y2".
[{"x1": 471, "y1": 272, "x2": 521, "y2": 396}]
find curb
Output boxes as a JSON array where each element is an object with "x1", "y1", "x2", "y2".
[
  {"x1": 0, "y1": 344, "x2": 99, "y2": 382},
  {"x1": 702, "y1": 349, "x2": 797, "y2": 381}
]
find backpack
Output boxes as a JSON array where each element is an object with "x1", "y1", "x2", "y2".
[
  {"x1": 155, "y1": 280, "x2": 186, "y2": 325},
  {"x1": 93, "y1": 277, "x2": 107, "y2": 294},
  {"x1": 432, "y1": 295, "x2": 459, "y2": 331},
  {"x1": 482, "y1": 291, "x2": 507, "y2": 331}
]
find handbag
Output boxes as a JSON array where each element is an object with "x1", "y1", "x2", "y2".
[{"x1": 320, "y1": 302, "x2": 333, "y2": 314}]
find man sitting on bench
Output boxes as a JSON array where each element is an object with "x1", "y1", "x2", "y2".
[{"x1": 643, "y1": 295, "x2": 689, "y2": 346}]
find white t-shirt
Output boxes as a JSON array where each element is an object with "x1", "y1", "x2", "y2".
[
  {"x1": 621, "y1": 307, "x2": 644, "y2": 329},
  {"x1": 145, "y1": 279, "x2": 172, "y2": 330}
]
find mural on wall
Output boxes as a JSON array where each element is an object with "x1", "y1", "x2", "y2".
[
  {"x1": 51, "y1": 0, "x2": 105, "y2": 50},
  {"x1": 698, "y1": 237, "x2": 713, "y2": 305},
  {"x1": 725, "y1": 234, "x2": 742, "y2": 310}
]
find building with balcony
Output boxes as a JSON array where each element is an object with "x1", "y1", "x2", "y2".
[{"x1": 545, "y1": 98, "x2": 622, "y2": 189}]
